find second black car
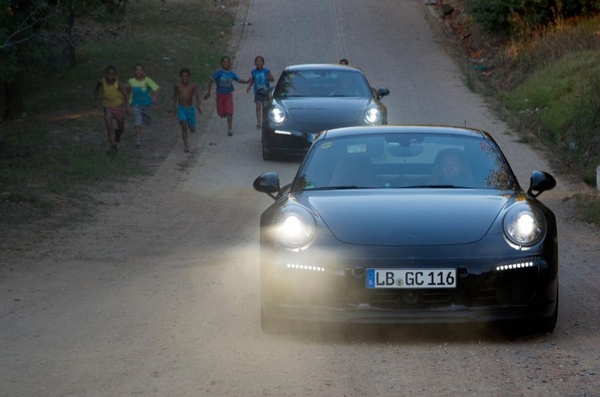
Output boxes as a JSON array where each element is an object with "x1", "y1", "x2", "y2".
[{"x1": 260, "y1": 64, "x2": 389, "y2": 160}]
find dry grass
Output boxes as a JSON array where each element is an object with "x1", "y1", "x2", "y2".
[{"x1": 496, "y1": 15, "x2": 600, "y2": 89}]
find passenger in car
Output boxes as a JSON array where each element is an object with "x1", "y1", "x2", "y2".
[{"x1": 429, "y1": 148, "x2": 473, "y2": 186}]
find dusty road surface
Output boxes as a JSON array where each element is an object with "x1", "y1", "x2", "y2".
[{"x1": 2, "y1": 0, "x2": 600, "y2": 396}]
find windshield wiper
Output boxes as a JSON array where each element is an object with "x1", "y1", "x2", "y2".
[
  {"x1": 410, "y1": 185, "x2": 473, "y2": 189},
  {"x1": 304, "y1": 185, "x2": 374, "y2": 191}
]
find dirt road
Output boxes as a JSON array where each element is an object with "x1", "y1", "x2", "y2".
[{"x1": 1, "y1": 0, "x2": 600, "y2": 396}]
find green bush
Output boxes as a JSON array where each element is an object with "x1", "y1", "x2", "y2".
[
  {"x1": 465, "y1": 0, "x2": 600, "y2": 37},
  {"x1": 465, "y1": 0, "x2": 513, "y2": 37},
  {"x1": 500, "y1": 50, "x2": 600, "y2": 185}
]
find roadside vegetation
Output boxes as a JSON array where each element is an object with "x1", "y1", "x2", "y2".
[{"x1": 457, "y1": 0, "x2": 600, "y2": 225}]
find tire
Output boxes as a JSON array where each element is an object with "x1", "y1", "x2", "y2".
[
  {"x1": 536, "y1": 286, "x2": 559, "y2": 334},
  {"x1": 262, "y1": 141, "x2": 275, "y2": 161},
  {"x1": 516, "y1": 284, "x2": 559, "y2": 335},
  {"x1": 261, "y1": 306, "x2": 288, "y2": 334}
]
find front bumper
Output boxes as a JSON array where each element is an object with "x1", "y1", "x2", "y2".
[
  {"x1": 262, "y1": 128, "x2": 315, "y2": 158},
  {"x1": 261, "y1": 251, "x2": 558, "y2": 325}
]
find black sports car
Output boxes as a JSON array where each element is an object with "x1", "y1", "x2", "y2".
[
  {"x1": 259, "y1": 64, "x2": 389, "y2": 160},
  {"x1": 253, "y1": 125, "x2": 558, "y2": 334}
]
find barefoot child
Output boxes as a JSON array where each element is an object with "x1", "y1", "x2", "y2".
[
  {"x1": 94, "y1": 66, "x2": 128, "y2": 155},
  {"x1": 246, "y1": 55, "x2": 274, "y2": 128},
  {"x1": 204, "y1": 56, "x2": 249, "y2": 136},
  {"x1": 127, "y1": 64, "x2": 159, "y2": 147},
  {"x1": 173, "y1": 68, "x2": 201, "y2": 153}
]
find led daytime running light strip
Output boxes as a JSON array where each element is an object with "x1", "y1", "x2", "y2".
[
  {"x1": 286, "y1": 263, "x2": 325, "y2": 272},
  {"x1": 496, "y1": 261, "x2": 534, "y2": 271}
]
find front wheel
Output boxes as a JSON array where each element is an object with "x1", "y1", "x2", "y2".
[
  {"x1": 518, "y1": 285, "x2": 559, "y2": 335},
  {"x1": 261, "y1": 306, "x2": 289, "y2": 334},
  {"x1": 262, "y1": 141, "x2": 275, "y2": 161},
  {"x1": 535, "y1": 286, "x2": 559, "y2": 334}
]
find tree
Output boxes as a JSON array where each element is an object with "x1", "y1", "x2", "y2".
[
  {"x1": 1, "y1": 0, "x2": 128, "y2": 120},
  {"x1": 1, "y1": 0, "x2": 54, "y2": 120}
]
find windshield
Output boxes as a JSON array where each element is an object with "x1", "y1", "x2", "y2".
[
  {"x1": 274, "y1": 69, "x2": 372, "y2": 98},
  {"x1": 292, "y1": 133, "x2": 519, "y2": 191}
]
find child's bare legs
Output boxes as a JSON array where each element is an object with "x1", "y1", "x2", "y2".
[
  {"x1": 104, "y1": 118, "x2": 117, "y2": 148},
  {"x1": 181, "y1": 122, "x2": 190, "y2": 152},
  {"x1": 131, "y1": 106, "x2": 146, "y2": 147},
  {"x1": 115, "y1": 116, "x2": 125, "y2": 143},
  {"x1": 106, "y1": 125, "x2": 117, "y2": 148},
  {"x1": 255, "y1": 102, "x2": 262, "y2": 128},
  {"x1": 226, "y1": 114, "x2": 233, "y2": 136},
  {"x1": 103, "y1": 110, "x2": 118, "y2": 154},
  {"x1": 134, "y1": 125, "x2": 142, "y2": 146}
]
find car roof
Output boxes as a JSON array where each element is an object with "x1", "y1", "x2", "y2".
[
  {"x1": 319, "y1": 125, "x2": 490, "y2": 140},
  {"x1": 283, "y1": 63, "x2": 363, "y2": 73}
]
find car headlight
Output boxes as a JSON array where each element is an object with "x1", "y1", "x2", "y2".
[
  {"x1": 273, "y1": 206, "x2": 316, "y2": 250},
  {"x1": 268, "y1": 105, "x2": 286, "y2": 125},
  {"x1": 364, "y1": 107, "x2": 383, "y2": 125},
  {"x1": 503, "y1": 205, "x2": 546, "y2": 247}
]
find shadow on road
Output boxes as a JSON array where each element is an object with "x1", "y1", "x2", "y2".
[{"x1": 268, "y1": 322, "x2": 553, "y2": 345}]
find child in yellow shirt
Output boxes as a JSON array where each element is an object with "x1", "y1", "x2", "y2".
[{"x1": 94, "y1": 66, "x2": 128, "y2": 155}]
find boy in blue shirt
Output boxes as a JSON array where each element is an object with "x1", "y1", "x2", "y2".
[
  {"x1": 246, "y1": 55, "x2": 274, "y2": 129},
  {"x1": 204, "y1": 56, "x2": 248, "y2": 136}
]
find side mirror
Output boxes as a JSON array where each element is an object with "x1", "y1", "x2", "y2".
[
  {"x1": 376, "y1": 87, "x2": 390, "y2": 99},
  {"x1": 253, "y1": 172, "x2": 281, "y2": 200},
  {"x1": 527, "y1": 170, "x2": 556, "y2": 198}
]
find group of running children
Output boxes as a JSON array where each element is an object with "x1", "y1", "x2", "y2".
[{"x1": 94, "y1": 55, "x2": 274, "y2": 155}]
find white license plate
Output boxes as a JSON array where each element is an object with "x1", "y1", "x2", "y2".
[{"x1": 366, "y1": 269, "x2": 456, "y2": 289}]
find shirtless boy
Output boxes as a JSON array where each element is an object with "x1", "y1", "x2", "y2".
[{"x1": 173, "y1": 68, "x2": 201, "y2": 153}]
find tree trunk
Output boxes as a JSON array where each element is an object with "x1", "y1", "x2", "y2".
[
  {"x1": 62, "y1": 42, "x2": 76, "y2": 68},
  {"x1": 4, "y1": 72, "x2": 24, "y2": 121},
  {"x1": 62, "y1": 6, "x2": 76, "y2": 68}
]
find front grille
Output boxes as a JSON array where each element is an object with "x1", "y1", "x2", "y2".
[
  {"x1": 267, "y1": 133, "x2": 311, "y2": 150},
  {"x1": 364, "y1": 289, "x2": 452, "y2": 309},
  {"x1": 468, "y1": 266, "x2": 540, "y2": 306}
]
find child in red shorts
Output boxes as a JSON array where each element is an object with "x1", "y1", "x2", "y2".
[
  {"x1": 94, "y1": 66, "x2": 128, "y2": 155},
  {"x1": 204, "y1": 56, "x2": 248, "y2": 136}
]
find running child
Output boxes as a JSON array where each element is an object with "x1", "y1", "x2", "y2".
[
  {"x1": 204, "y1": 56, "x2": 249, "y2": 136},
  {"x1": 246, "y1": 55, "x2": 274, "y2": 128},
  {"x1": 173, "y1": 67, "x2": 201, "y2": 153},
  {"x1": 127, "y1": 64, "x2": 159, "y2": 147},
  {"x1": 94, "y1": 66, "x2": 128, "y2": 155}
]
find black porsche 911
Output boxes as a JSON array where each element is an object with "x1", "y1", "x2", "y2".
[
  {"x1": 259, "y1": 64, "x2": 389, "y2": 161},
  {"x1": 253, "y1": 125, "x2": 559, "y2": 334}
]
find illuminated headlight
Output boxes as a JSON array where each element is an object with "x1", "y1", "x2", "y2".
[
  {"x1": 503, "y1": 205, "x2": 546, "y2": 247},
  {"x1": 364, "y1": 107, "x2": 383, "y2": 124},
  {"x1": 268, "y1": 105, "x2": 286, "y2": 124},
  {"x1": 273, "y1": 206, "x2": 316, "y2": 250}
]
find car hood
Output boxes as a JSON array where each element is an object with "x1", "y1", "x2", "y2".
[
  {"x1": 302, "y1": 190, "x2": 511, "y2": 246},
  {"x1": 278, "y1": 97, "x2": 372, "y2": 124}
]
